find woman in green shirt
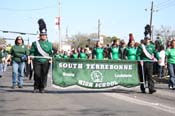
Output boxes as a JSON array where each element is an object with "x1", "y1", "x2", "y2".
[
  {"x1": 166, "y1": 39, "x2": 175, "y2": 89},
  {"x1": 7, "y1": 36, "x2": 29, "y2": 89}
]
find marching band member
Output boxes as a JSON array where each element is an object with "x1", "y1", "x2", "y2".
[
  {"x1": 29, "y1": 19, "x2": 53, "y2": 93},
  {"x1": 136, "y1": 36, "x2": 158, "y2": 94}
]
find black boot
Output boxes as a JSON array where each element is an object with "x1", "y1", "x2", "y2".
[
  {"x1": 149, "y1": 89, "x2": 156, "y2": 94},
  {"x1": 140, "y1": 84, "x2": 145, "y2": 93}
]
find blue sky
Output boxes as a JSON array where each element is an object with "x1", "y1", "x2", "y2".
[{"x1": 0, "y1": 0, "x2": 175, "y2": 45}]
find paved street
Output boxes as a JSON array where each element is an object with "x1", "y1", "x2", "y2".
[{"x1": 0, "y1": 66, "x2": 175, "y2": 116}]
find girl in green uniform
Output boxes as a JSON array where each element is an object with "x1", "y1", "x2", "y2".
[
  {"x1": 79, "y1": 48, "x2": 88, "y2": 59},
  {"x1": 62, "y1": 51, "x2": 69, "y2": 59},
  {"x1": 109, "y1": 39, "x2": 120, "y2": 60},
  {"x1": 124, "y1": 39, "x2": 137, "y2": 61},
  {"x1": 70, "y1": 49, "x2": 78, "y2": 59},
  {"x1": 92, "y1": 41, "x2": 104, "y2": 60},
  {"x1": 54, "y1": 50, "x2": 63, "y2": 59}
]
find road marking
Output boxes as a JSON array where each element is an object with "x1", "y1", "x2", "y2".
[
  {"x1": 103, "y1": 93, "x2": 175, "y2": 114},
  {"x1": 48, "y1": 71, "x2": 175, "y2": 114}
]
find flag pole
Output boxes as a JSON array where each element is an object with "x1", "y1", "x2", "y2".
[{"x1": 58, "y1": 0, "x2": 61, "y2": 50}]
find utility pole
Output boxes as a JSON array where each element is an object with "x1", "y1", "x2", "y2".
[
  {"x1": 150, "y1": 1, "x2": 154, "y2": 41},
  {"x1": 58, "y1": 0, "x2": 61, "y2": 50},
  {"x1": 97, "y1": 19, "x2": 101, "y2": 39},
  {"x1": 66, "y1": 26, "x2": 68, "y2": 40}
]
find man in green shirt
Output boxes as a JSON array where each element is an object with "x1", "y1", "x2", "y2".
[{"x1": 137, "y1": 36, "x2": 157, "y2": 94}]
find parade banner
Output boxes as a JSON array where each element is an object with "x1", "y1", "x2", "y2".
[{"x1": 52, "y1": 58, "x2": 140, "y2": 89}]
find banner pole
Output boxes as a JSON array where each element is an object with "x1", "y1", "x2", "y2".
[{"x1": 140, "y1": 61, "x2": 146, "y2": 88}]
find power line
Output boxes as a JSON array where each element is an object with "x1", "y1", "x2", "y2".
[
  {"x1": 155, "y1": 0, "x2": 173, "y2": 7},
  {"x1": 158, "y1": 2, "x2": 175, "y2": 10},
  {"x1": 155, "y1": 0, "x2": 175, "y2": 10},
  {"x1": 158, "y1": 1, "x2": 175, "y2": 8}
]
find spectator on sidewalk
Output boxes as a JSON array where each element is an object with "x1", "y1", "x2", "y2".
[
  {"x1": 6, "y1": 36, "x2": 29, "y2": 88},
  {"x1": 157, "y1": 45, "x2": 165, "y2": 80},
  {"x1": 166, "y1": 39, "x2": 175, "y2": 90},
  {"x1": 0, "y1": 46, "x2": 6, "y2": 78}
]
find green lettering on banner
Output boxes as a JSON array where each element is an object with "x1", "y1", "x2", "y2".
[{"x1": 52, "y1": 58, "x2": 140, "y2": 89}]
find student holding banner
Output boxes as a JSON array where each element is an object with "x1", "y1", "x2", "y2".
[
  {"x1": 79, "y1": 48, "x2": 88, "y2": 59},
  {"x1": 92, "y1": 41, "x2": 104, "y2": 60},
  {"x1": 70, "y1": 49, "x2": 78, "y2": 59},
  {"x1": 29, "y1": 19, "x2": 53, "y2": 93},
  {"x1": 109, "y1": 39, "x2": 121, "y2": 60},
  {"x1": 124, "y1": 39, "x2": 137, "y2": 61},
  {"x1": 136, "y1": 36, "x2": 158, "y2": 94}
]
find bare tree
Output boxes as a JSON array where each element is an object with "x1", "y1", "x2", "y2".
[{"x1": 154, "y1": 25, "x2": 175, "y2": 46}]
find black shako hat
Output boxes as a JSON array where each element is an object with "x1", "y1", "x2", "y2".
[{"x1": 38, "y1": 18, "x2": 47, "y2": 35}]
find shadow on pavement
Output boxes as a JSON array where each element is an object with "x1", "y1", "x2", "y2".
[
  {"x1": 0, "y1": 85, "x2": 12, "y2": 89},
  {"x1": 3, "y1": 88, "x2": 138, "y2": 94}
]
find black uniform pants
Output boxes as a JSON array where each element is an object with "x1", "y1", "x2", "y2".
[
  {"x1": 138, "y1": 62, "x2": 155, "y2": 91},
  {"x1": 33, "y1": 60, "x2": 50, "y2": 90}
]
